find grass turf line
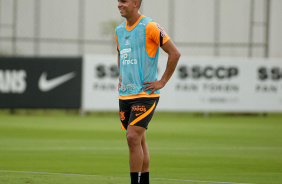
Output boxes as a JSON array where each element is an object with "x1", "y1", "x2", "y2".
[{"x1": 0, "y1": 112, "x2": 281, "y2": 184}]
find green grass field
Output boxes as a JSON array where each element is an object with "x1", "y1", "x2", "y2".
[{"x1": 0, "y1": 111, "x2": 281, "y2": 184}]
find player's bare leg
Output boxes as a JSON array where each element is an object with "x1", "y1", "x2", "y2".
[
  {"x1": 141, "y1": 132, "x2": 150, "y2": 184},
  {"x1": 141, "y1": 132, "x2": 150, "y2": 173},
  {"x1": 127, "y1": 125, "x2": 145, "y2": 171}
]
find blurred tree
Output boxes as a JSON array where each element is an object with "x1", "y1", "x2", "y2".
[
  {"x1": 101, "y1": 19, "x2": 122, "y2": 54},
  {"x1": 0, "y1": 50, "x2": 9, "y2": 56}
]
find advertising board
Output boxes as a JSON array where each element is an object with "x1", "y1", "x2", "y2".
[
  {"x1": 0, "y1": 57, "x2": 82, "y2": 108},
  {"x1": 82, "y1": 55, "x2": 282, "y2": 112}
]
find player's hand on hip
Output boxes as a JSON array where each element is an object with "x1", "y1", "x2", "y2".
[{"x1": 142, "y1": 80, "x2": 165, "y2": 95}]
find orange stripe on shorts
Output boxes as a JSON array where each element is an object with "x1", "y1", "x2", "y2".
[{"x1": 121, "y1": 123, "x2": 126, "y2": 130}]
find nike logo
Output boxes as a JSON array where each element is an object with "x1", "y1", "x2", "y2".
[
  {"x1": 38, "y1": 72, "x2": 76, "y2": 92},
  {"x1": 125, "y1": 35, "x2": 131, "y2": 39},
  {"x1": 135, "y1": 113, "x2": 143, "y2": 116}
]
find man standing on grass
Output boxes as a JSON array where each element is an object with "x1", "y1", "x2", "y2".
[{"x1": 115, "y1": 0, "x2": 180, "y2": 183}]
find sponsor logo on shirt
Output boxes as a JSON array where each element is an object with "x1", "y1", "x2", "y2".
[
  {"x1": 120, "y1": 84, "x2": 136, "y2": 92},
  {"x1": 122, "y1": 59, "x2": 137, "y2": 65},
  {"x1": 120, "y1": 48, "x2": 131, "y2": 54},
  {"x1": 120, "y1": 48, "x2": 137, "y2": 65},
  {"x1": 156, "y1": 24, "x2": 167, "y2": 37}
]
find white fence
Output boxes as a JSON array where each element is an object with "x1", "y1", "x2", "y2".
[{"x1": 1, "y1": 0, "x2": 282, "y2": 58}]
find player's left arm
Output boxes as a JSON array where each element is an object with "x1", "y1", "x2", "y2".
[{"x1": 142, "y1": 39, "x2": 181, "y2": 94}]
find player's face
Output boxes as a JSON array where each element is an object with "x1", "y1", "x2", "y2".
[{"x1": 118, "y1": 0, "x2": 136, "y2": 18}]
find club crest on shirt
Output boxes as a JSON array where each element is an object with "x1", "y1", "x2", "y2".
[
  {"x1": 125, "y1": 40, "x2": 130, "y2": 45},
  {"x1": 156, "y1": 24, "x2": 167, "y2": 37}
]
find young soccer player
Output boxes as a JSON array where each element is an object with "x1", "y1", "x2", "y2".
[{"x1": 115, "y1": 0, "x2": 181, "y2": 183}]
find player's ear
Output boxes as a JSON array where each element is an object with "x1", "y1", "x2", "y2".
[{"x1": 133, "y1": 0, "x2": 139, "y2": 8}]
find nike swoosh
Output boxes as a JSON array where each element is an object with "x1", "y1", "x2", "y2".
[
  {"x1": 38, "y1": 72, "x2": 76, "y2": 92},
  {"x1": 135, "y1": 113, "x2": 143, "y2": 116}
]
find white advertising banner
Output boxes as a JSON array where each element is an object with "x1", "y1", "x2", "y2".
[
  {"x1": 82, "y1": 55, "x2": 282, "y2": 112},
  {"x1": 82, "y1": 55, "x2": 119, "y2": 111}
]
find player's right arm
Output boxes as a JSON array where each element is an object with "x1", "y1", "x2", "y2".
[
  {"x1": 115, "y1": 31, "x2": 122, "y2": 90},
  {"x1": 118, "y1": 51, "x2": 122, "y2": 90}
]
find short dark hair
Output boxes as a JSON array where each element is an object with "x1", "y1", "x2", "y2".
[{"x1": 138, "y1": 0, "x2": 142, "y2": 8}]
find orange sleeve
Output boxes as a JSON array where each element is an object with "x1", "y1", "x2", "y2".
[
  {"x1": 115, "y1": 31, "x2": 119, "y2": 52},
  {"x1": 146, "y1": 22, "x2": 170, "y2": 58}
]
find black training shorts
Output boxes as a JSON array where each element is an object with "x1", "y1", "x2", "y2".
[{"x1": 119, "y1": 97, "x2": 159, "y2": 130}]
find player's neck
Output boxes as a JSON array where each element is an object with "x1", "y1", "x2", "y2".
[{"x1": 126, "y1": 13, "x2": 141, "y2": 27}]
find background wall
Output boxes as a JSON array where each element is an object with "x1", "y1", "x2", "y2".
[
  {"x1": 0, "y1": 0, "x2": 281, "y2": 58},
  {"x1": 269, "y1": 0, "x2": 282, "y2": 58}
]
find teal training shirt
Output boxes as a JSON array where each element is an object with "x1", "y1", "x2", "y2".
[{"x1": 115, "y1": 16, "x2": 160, "y2": 96}]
